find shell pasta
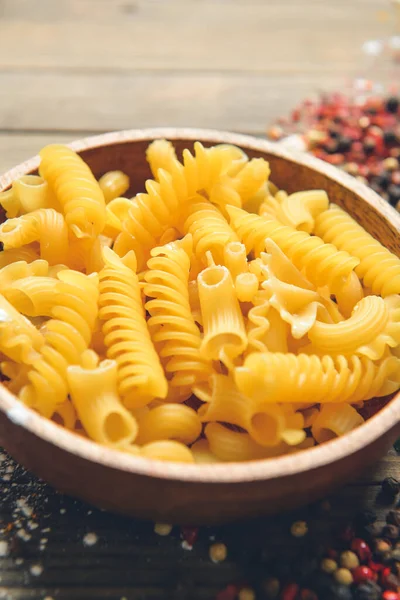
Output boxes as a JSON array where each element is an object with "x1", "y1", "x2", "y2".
[{"x1": 1, "y1": 138, "x2": 399, "y2": 463}]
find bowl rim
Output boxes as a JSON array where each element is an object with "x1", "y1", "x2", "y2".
[{"x1": 1, "y1": 126, "x2": 400, "y2": 484}]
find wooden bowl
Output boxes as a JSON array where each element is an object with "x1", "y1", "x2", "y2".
[{"x1": 1, "y1": 128, "x2": 400, "y2": 525}]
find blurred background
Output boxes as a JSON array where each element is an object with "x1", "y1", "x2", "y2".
[{"x1": 0, "y1": 0, "x2": 398, "y2": 173}]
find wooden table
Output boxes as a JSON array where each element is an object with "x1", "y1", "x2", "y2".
[{"x1": 0, "y1": 1, "x2": 399, "y2": 598}]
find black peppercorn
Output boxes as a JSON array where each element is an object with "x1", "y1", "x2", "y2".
[
  {"x1": 384, "y1": 130, "x2": 398, "y2": 145},
  {"x1": 373, "y1": 172, "x2": 391, "y2": 191},
  {"x1": 364, "y1": 522, "x2": 383, "y2": 539},
  {"x1": 326, "y1": 582, "x2": 353, "y2": 600},
  {"x1": 382, "y1": 524, "x2": 399, "y2": 540},
  {"x1": 386, "y1": 96, "x2": 400, "y2": 114},
  {"x1": 388, "y1": 184, "x2": 400, "y2": 207},
  {"x1": 353, "y1": 580, "x2": 382, "y2": 600},
  {"x1": 336, "y1": 137, "x2": 352, "y2": 153},
  {"x1": 363, "y1": 137, "x2": 376, "y2": 155},
  {"x1": 382, "y1": 477, "x2": 400, "y2": 497}
]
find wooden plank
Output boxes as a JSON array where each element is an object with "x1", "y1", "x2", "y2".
[
  {"x1": 0, "y1": 72, "x2": 390, "y2": 138},
  {"x1": 0, "y1": 0, "x2": 390, "y2": 72}
]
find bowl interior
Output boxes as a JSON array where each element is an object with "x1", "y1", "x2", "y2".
[{"x1": 1, "y1": 128, "x2": 400, "y2": 485}]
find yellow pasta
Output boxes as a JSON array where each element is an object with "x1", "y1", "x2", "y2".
[
  {"x1": 235, "y1": 272, "x2": 259, "y2": 303},
  {"x1": 0, "y1": 209, "x2": 69, "y2": 265},
  {"x1": 223, "y1": 241, "x2": 248, "y2": 279},
  {"x1": 67, "y1": 350, "x2": 138, "y2": 446},
  {"x1": 314, "y1": 203, "x2": 400, "y2": 297},
  {"x1": 144, "y1": 236, "x2": 212, "y2": 401},
  {"x1": 4, "y1": 276, "x2": 59, "y2": 317},
  {"x1": 19, "y1": 270, "x2": 99, "y2": 417},
  {"x1": 227, "y1": 206, "x2": 359, "y2": 292},
  {"x1": 98, "y1": 170, "x2": 130, "y2": 203},
  {"x1": 135, "y1": 403, "x2": 201, "y2": 445},
  {"x1": 1, "y1": 138, "x2": 399, "y2": 464},
  {"x1": 182, "y1": 200, "x2": 239, "y2": 266},
  {"x1": 235, "y1": 352, "x2": 400, "y2": 406},
  {"x1": 198, "y1": 264, "x2": 247, "y2": 364},
  {"x1": 308, "y1": 295, "x2": 400, "y2": 359},
  {"x1": 277, "y1": 190, "x2": 329, "y2": 233},
  {"x1": 99, "y1": 247, "x2": 167, "y2": 408},
  {"x1": 140, "y1": 440, "x2": 195, "y2": 463},
  {"x1": 0, "y1": 295, "x2": 44, "y2": 363},
  {"x1": 312, "y1": 404, "x2": 364, "y2": 444},
  {"x1": 197, "y1": 373, "x2": 296, "y2": 447},
  {"x1": 39, "y1": 144, "x2": 106, "y2": 239}
]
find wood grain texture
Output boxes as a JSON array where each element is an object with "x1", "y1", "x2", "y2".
[{"x1": 0, "y1": 0, "x2": 391, "y2": 72}]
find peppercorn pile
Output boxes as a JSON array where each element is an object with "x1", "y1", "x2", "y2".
[
  {"x1": 267, "y1": 92, "x2": 400, "y2": 209},
  {"x1": 215, "y1": 477, "x2": 400, "y2": 600}
]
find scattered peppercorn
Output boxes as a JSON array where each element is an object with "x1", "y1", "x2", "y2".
[
  {"x1": 290, "y1": 520, "x2": 308, "y2": 538},
  {"x1": 280, "y1": 583, "x2": 299, "y2": 600},
  {"x1": 154, "y1": 523, "x2": 173, "y2": 537},
  {"x1": 351, "y1": 539, "x2": 372, "y2": 562},
  {"x1": 375, "y1": 538, "x2": 392, "y2": 555},
  {"x1": 321, "y1": 558, "x2": 338, "y2": 574},
  {"x1": 209, "y1": 543, "x2": 227, "y2": 564},
  {"x1": 340, "y1": 550, "x2": 360, "y2": 570},
  {"x1": 334, "y1": 568, "x2": 354, "y2": 586},
  {"x1": 353, "y1": 580, "x2": 382, "y2": 600},
  {"x1": 352, "y1": 565, "x2": 375, "y2": 584},
  {"x1": 238, "y1": 587, "x2": 255, "y2": 600},
  {"x1": 382, "y1": 591, "x2": 400, "y2": 600},
  {"x1": 386, "y1": 97, "x2": 399, "y2": 114}
]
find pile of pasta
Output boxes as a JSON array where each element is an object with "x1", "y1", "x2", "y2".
[{"x1": 0, "y1": 140, "x2": 400, "y2": 464}]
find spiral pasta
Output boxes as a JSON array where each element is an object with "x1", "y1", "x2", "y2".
[
  {"x1": 39, "y1": 144, "x2": 106, "y2": 239},
  {"x1": 182, "y1": 200, "x2": 239, "y2": 266},
  {"x1": 235, "y1": 352, "x2": 400, "y2": 406},
  {"x1": 1, "y1": 137, "x2": 399, "y2": 464},
  {"x1": 18, "y1": 270, "x2": 99, "y2": 417},
  {"x1": 144, "y1": 236, "x2": 212, "y2": 401},
  {"x1": 314, "y1": 203, "x2": 400, "y2": 297},
  {"x1": 227, "y1": 206, "x2": 359, "y2": 292},
  {"x1": 0, "y1": 208, "x2": 69, "y2": 265},
  {"x1": 99, "y1": 247, "x2": 167, "y2": 407}
]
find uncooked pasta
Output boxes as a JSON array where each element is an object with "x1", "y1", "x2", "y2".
[{"x1": 0, "y1": 139, "x2": 399, "y2": 463}]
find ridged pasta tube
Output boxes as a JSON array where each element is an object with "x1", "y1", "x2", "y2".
[
  {"x1": 0, "y1": 209, "x2": 69, "y2": 265},
  {"x1": 235, "y1": 272, "x2": 259, "y2": 302},
  {"x1": 234, "y1": 352, "x2": 400, "y2": 405},
  {"x1": 198, "y1": 264, "x2": 247, "y2": 363},
  {"x1": 183, "y1": 201, "x2": 239, "y2": 266},
  {"x1": 0, "y1": 294, "x2": 44, "y2": 363},
  {"x1": 99, "y1": 247, "x2": 167, "y2": 408},
  {"x1": 67, "y1": 350, "x2": 138, "y2": 446},
  {"x1": 227, "y1": 206, "x2": 359, "y2": 291},
  {"x1": 224, "y1": 241, "x2": 248, "y2": 279},
  {"x1": 277, "y1": 190, "x2": 329, "y2": 233},
  {"x1": 314, "y1": 203, "x2": 400, "y2": 296},
  {"x1": 39, "y1": 144, "x2": 106, "y2": 239},
  {"x1": 308, "y1": 295, "x2": 400, "y2": 359},
  {"x1": 135, "y1": 404, "x2": 202, "y2": 445},
  {"x1": 140, "y1": 440, "x2": 195, "y2": 463},
  {"x1": 19, "y1": 270, "x2": 99, "y2": 417},
  {"x1": 144, "y1": 236, "x2": 212, "y2": 400}
]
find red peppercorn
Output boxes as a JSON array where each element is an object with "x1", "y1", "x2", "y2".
[
  {"x1": 180, "y1": 526, "x2": 199, "y2": 547},
  {"x1": 281, "y1": 583, "x2": 299, "y2": 600},
  {"x1": 351, "y1": 538, "x2": 372, "y2": 562},
  {"x1": 368, "y1": 559, "x2": 384, "y2": 572},
  {"x1": 382, "y1": 592, "x2": 400, "y2": 600},
  {"x1": 216, "y1": 584, "x2": 238, "y2": 600},
  {"x1": 327, "y1": 548, "x2": 338, "y2": 559},
  {"x1": 353, "y1": 565, "x2": 375, "y2": 584}
]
